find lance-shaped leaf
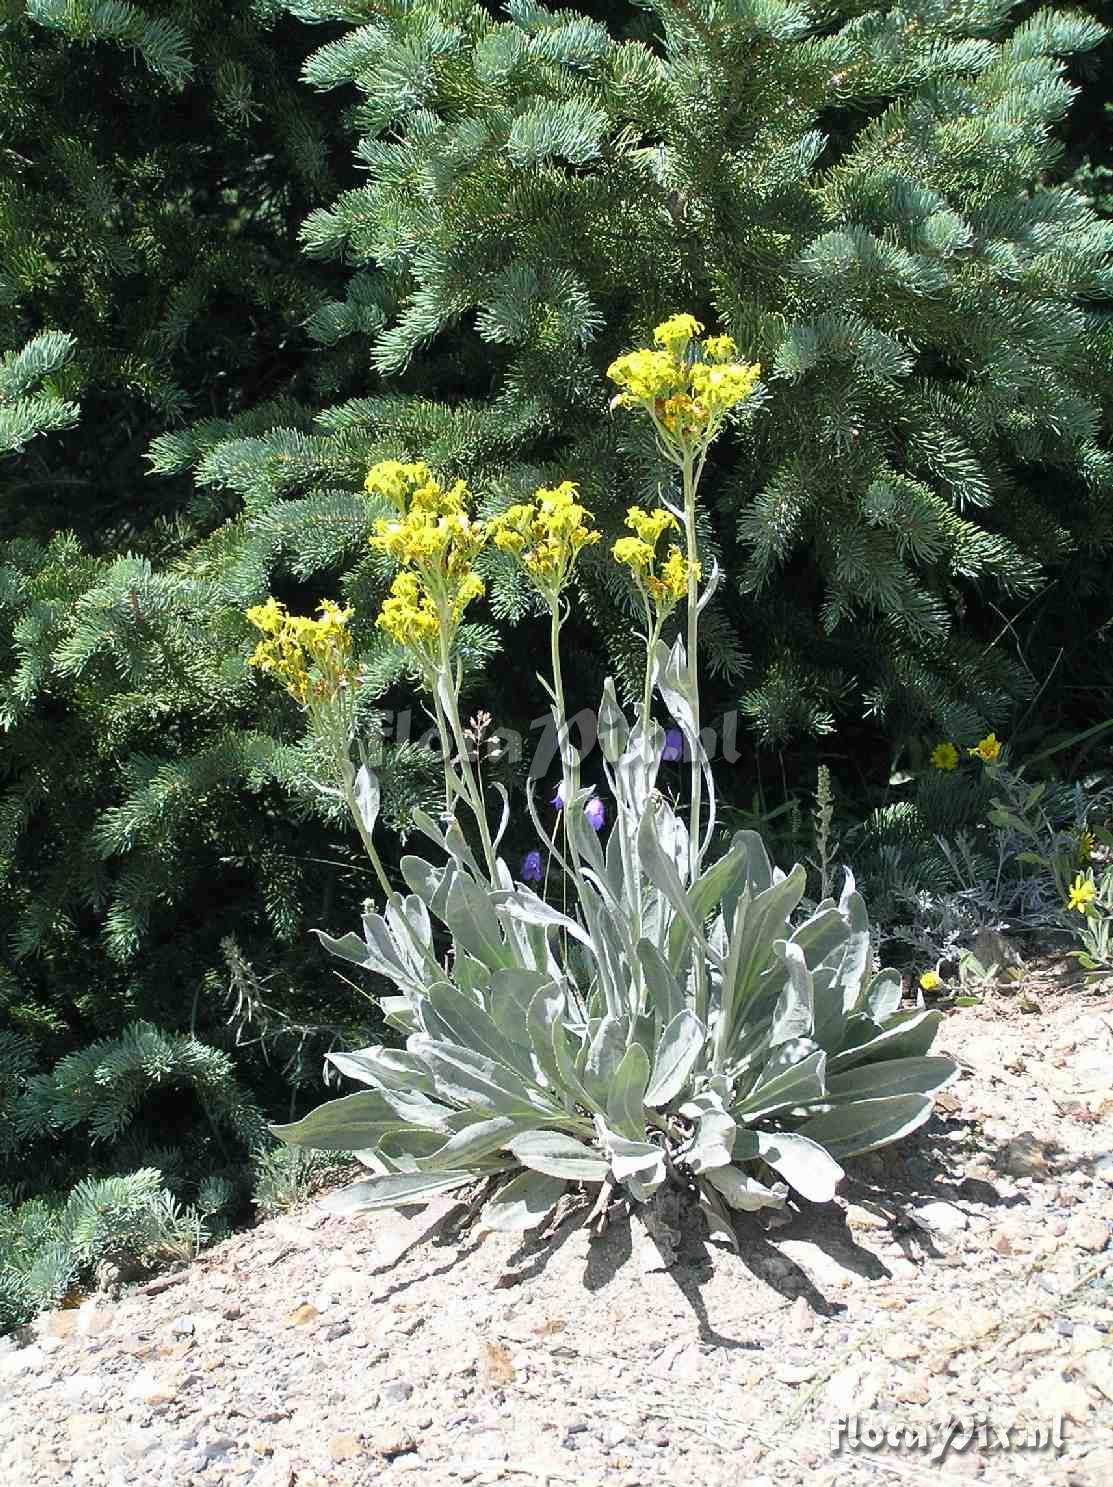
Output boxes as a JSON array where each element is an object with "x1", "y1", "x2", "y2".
[
  {"x1": 598, "y1": 676, "x2": 630, "y2": 763},
  {"x1": 756, "y1": 1130, "x2": 844, "y2": 1203},
  {"x1": 410, "y1": 1038, "x2": 547, "y2": 1116},
  {"x1": 353, "y1": 762, "x2": 380, "y2": 838},
  {"x1": 606, "y1": 1042, "x2": 651, "y2": 1140},
  {"x1": 736, "y1": 1048, "x2": 827, "y2": 1120},
  {"x1": 828, "y1": 1009, "x2": 944, "y2": 1073},
  {"x1": 272, "y1": 1088, "x2": 452, "y2": 1149},
  {"x1": 714, "y1": 864, "x2": 807, "y2": 1067},
  {"x1": 416, "y1": 1115, "x2": 533, "y2": 1171},
  {"x1": 327, "y1": 1045, "x2": 435, "y2": 1094},
  {"x1": 481, "y1": 1170, "x2": 566, "y2": 1231},
  {"x1": 824, "y1": 1056, "x2": 958, "y2": 1104},
  {"x1": 550, "y1": 1006, "x2": 600, "y2": 1113},
  {"x1": 442, "y1": 872, "x2": 511, "y2": 971},
  {"x1": 509, "y1": 1129, "x2": 609, "y2": 1181},
  {"x1": 487, "y1": 967, "x2": 551, "y2": 1052},
  {"x1": 666, "y1": 835, "x2": 752, "y2": 972},
  {"x1": 323, "y1": 1170, "x2": 475, "y2": 1215},
  {"x1": 400, "y1": 853, "x2": 448, "y2": 907},
  {"x1": 495, "y1": 886, "x2": 596, "y2": 950},
  {"x1": 637, "y1": 939, "x2": 685, "y2": 1027},
  {"x1": 795, "y1": 1094, "x2": 935, "y2": 1158},
  {"x1": 423, "y1": 982, "x2": 535, "y2": 1083},
  {"x1": 645, "y1": 1009, "x2": 705, "y2": 1108},
  {"x1": 638, "y1": 803, "x2": 705, "y2": 942},
  {"x1": 769, "y1": 939, "x2": 815, "y2": 1044}
]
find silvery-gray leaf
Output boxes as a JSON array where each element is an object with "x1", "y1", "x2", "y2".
[
  {"x1": 416, "y1": 1115, "x2": 534, "y2": 1171},
  {"x1": 323, "y1": 1171, "x2": 475, "y2": 1215},
  {"x1": 496, "y1": 888, "x2": 596, "y2": 950},
  {"x1": 704, "y1": 1164, "x2": 787, "y2": 1211},
  {"x1": 736, "y1": 1049, "x2": 827, "y2": 1121},
  {"x1": 598, "y1": 677, "x2": 630, "y2": 764},
  {"x1": 491, "y1": 781, "x2": 511, "y2": 852},
  {"x1": 594, "y1": 1120, "x2": 667, "y2": 1185},
  {"x1": 795, "y1": 1094, "x2": 935, "y2": 1158},
  {"x1": 695, "y1": 557, "x2": 720, "y2": 613},
  {"x1": 645, "y1": 1010, "x2": 705, "y2": 1107},
  {"x1": 400, "y1": 854, "x2": 448, "y2": 907},
  {"x1": 509, "y1": 1130, "x2": 609, "y2": 1181},
  {"x1": 606, "y1": 1042, "x2": 651, "y2": 1140},
  {"x1": 424, "y1": 981, "x2": 536, "y2": 1082},
  {"x1": 353, "y1": 762, "x2": 380, "y2": 838},
  {"x1": 756, "y1": 1130, "x2": 844, "y2": 1203},
  {"x1": 327, "y1": 1046, "x2": 435, "y2": 1095},
  {"x1": 480, "y1": 1170, "x2": 566, "y2": 1231},
  {"x1": 769, "y1": 939, "x2": 815, "y2": 1044},
  {"x1": 271, "y1": 1089, "x2": 451, "y2": 1150},
  {"x1": 824, "y1": 1055, "x2": 958, "y2": 1103},
  {"x1": 827, "y1": 1009, "x2": 943, "y2": 1072},
  {"x1": 860, "y1": 968, "x2": 903, "y2": 1023}
]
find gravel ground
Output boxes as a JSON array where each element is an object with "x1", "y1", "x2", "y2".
[{"x1": 2, "y1": 992, "x2": 1112, "y2": 1487}]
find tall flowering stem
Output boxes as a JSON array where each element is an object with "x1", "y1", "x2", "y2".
[
  {"x1": 490, "y1": 480, "x2": 600, "y2": 823},
  {"x1": 244, "y1": 597, "x2": 396, "y2": 904},
  {"x1": 608, "y1": 314, "x2": 761, "y2": 874},
  {"x1": 366, "y1": 460, "x2": 498, "y2": 880}
]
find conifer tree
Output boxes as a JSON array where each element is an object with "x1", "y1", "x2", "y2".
[
  {"x1": 0, "y1": 0, "x2": 409, "y2": 1232},
  {"x1": 185, "y1": 0, "x2": 1113, "y2": 754}
]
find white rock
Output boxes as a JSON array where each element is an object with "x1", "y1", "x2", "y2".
[
  {"x1": 0, "y1": 1345, "x2": 44, "y2": 1380},
  {"x1": 910, "y1": 1200, "x2": 968, "y2": 1236}
]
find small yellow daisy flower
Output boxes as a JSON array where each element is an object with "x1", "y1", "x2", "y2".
[
  {"x1": 969, "y1": 733, "x2": 1002, "y2": 762},
  {"x1": 930, "y1": 742, "x2": 959, "y2": 771},
  {"x1": 1067, "y1": 873, "x2": 1097, "y2": 914}
]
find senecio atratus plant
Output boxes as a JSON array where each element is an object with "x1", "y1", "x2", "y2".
[{"x1": 247, "y1": 317, "x2": 957, "y2": 1241}]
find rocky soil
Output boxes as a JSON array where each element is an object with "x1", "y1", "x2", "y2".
[{"x1": 2, "y1": 992, "x2": 1112, "y2": 1487}]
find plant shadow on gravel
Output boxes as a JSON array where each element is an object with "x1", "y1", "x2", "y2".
[{"x1": 356, "y1": 1108, "x2": 1078, "y2": 1339}]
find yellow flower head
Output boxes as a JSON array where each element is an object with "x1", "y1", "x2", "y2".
[
  {"x1": 489, "y1": 481, "x2": 599, "y2": 600},
  {"x1": 376, "y1": 572, "x2": 441, "y2": 658},
  {"x1": 365, "y1": 462, "x2": 487, "y2": 670},
  {"x1": 606, "y1": 314, "x2": 761, "y2": 461},
  {"x1": 613, "y1": 506, "x2": 698, "y2": 613},
  {"x1": 653, "y1": 314, "x2": 704, "y2": 353},
  {"x1": 930, "y1": 741, "x2": 959, "y2": 772},
  {"x1": 606, "y1": 348, "x2": 678, "y2": 404},
  {"x1": 969, "y1": 733, "x2": 1002, "y2": 763},
  {"x1": 1068, "y1": 872, "x2": 1097, "y2": 915},
  {"x1": 919, "y1": 970, "x2": 943, "y2": 992},
  {"x1": 1079, "y1": 829, "x2": 1096, "y2": 861},
  {"x1": 365, "y1": 459, "x2": 465, "y2": 517},
  {"x1": 246, "y1": 598, "x2": 354, "y2": 706}
]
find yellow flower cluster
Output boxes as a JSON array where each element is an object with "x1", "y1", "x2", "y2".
[
  {"x1": 245, "y1": 597, "x2": 353, "y2": 705},
  {"x1": 607, "y1": 315, "x2": 761, "y2": 458},
  {"x1": 489, "y1": 481, "x2": 599, "y2": 600},
  {"x1": 364, "y1": 459, "x2": 487, "y2": 668},
  {"x1": 612, "y1": 506, "x2": 699, "y2": 612}
]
